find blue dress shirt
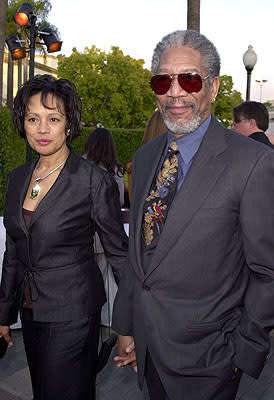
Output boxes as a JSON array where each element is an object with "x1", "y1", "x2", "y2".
[{"x1": 164, "y1": 115, "x2": 211, "y2": 192}]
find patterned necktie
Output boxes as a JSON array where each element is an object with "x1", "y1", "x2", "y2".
[{"x1": 143, "y1": 140, "x2": 179, "y2": 246}]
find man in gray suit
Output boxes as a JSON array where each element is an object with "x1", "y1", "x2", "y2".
[{"x1": 112, "y1": 30, "x2": 274, "y2": 400}]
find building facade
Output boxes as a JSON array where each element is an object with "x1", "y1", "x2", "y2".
[{"x1": 2, "y1": 46, "x2": 58, "y2": 105}]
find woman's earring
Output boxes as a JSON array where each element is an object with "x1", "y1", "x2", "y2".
[{"x1": 66, "y1": 129, "x2": 70, "y2": 137}]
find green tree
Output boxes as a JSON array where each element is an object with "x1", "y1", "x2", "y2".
[
  {"x1": 212, "y1": 75, "x2": 243, "y2": 127},
  {"x1": 57, "y1": 46, "x2": 155, "y2": 129},
  {"x1": 263, "y1": 101, "x2": 271, "y2": 108}
]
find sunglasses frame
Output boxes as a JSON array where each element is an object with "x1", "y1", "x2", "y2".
[{"x1": 150, "y1": 72, "x2": 209, "y2": 95}]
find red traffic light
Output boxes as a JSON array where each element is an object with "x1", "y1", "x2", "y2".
[
  {"x1": 14, "y1": 3, "x2": 34, "y2": 27},
  {"x1": 15, "y1": 11, "x2": 29, "y2": 26}
]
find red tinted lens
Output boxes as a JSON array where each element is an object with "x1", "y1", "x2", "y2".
[
  {"x1": 150, "y1": 75, "x2": 172, "y2": 95},
  {"x1": 178, "y1": 73, "x2": 203, "y2": 93}
]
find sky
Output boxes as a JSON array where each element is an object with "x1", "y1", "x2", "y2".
[{"x1": 48, "y1": 0, "x2": 274, "y2": 103}]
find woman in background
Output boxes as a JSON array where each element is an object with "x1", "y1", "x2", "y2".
[{"x1": 83, "y1": 128, "x2": 125, "y2": 327}]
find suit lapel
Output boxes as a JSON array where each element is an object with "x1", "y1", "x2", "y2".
[
  {"x1": 145, "y1": 118, "x2": 228, "y2": 277},
  {"x1": 16, "y1": 158, "x2": 38, "y2": 234},
  {"x1": 30, "y1": 150, "x2": 75, "y2": 227}
]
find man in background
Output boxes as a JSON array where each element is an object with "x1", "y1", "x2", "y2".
[{"x1": 232, "y1": 101, "x2": 274, "y2": 148}]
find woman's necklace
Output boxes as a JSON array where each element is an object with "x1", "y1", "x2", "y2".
[{"x1": 30, "y1": 158, "x2": 67, "y2": 200}]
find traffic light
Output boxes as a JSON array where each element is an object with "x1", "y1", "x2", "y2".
[
  {"x1": 14, "y1": 3, "x2": 35, "y2": 27},
  {"x1": 39, "y1": 28, "x2": 62, "y2": 53},
  {"x1": 5, "y1": 34, "x2": 26, "y2": 60}
]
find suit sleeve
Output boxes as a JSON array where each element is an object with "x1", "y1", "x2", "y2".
[
  {"x1": 0, "y1": 174, "x2": 23, "y2": 326},
  {"x1": 234, "y1": 150, "x2": 274, "y2": 378},
  {"x1": 111, "y1": 156, "x2": 138, "y2": 335},
  {"x1": 91, "y1": 171, "x2": 128, "y2": 284},
  {"x1": 111, "y1": 260, "x2": 135, "y2": 335}
]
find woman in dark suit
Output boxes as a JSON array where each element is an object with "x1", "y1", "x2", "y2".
[{"x1": 0, "y1": 75, "x2": 128, "y2": 400}]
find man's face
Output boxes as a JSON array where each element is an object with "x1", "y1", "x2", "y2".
[{"x1": 155, "y1": 46, "x2": 219, "y2": 137}]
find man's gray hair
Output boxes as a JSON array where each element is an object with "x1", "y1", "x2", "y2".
[{"x1": 151, "y1": 30, "x2": 221, "y2": 81}]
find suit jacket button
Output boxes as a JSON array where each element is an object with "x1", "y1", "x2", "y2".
[{"x1": 143, "y1": 284, "x2": 150, "y2": 291}]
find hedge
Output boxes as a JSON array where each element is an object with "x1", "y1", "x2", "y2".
[
  {"x1": 71, "y1": 126, "x2": 144, "y2": 166},
  {"x1": 0, "y1": 107, "x2": 26, "y2": 215},
  {"x1": 0, "y1": 107, "x2": 145, "y2": 215}
]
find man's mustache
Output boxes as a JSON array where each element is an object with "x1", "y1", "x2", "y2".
[{"x1": 162, "y1": 98, "x2": 196, "y2": 110}]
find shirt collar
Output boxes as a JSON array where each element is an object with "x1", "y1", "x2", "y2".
[{"x1": 167, "y1": 114, "x2": 211, "y2": 164}]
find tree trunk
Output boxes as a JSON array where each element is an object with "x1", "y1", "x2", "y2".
[
  {"x1": 0, "y1": 0, "x2": 8, "y2": 105},
  {"x1": 187, "y1": 0, "x2": 200, "y2": 32}
]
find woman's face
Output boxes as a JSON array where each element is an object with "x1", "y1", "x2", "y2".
[{"x1": 24, "y1": 92, "x2": 68, "y2": 157}]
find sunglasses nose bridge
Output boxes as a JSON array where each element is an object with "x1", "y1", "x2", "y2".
[{"x1": 168, "y1": 74, "x2": 189, "y2": 96}]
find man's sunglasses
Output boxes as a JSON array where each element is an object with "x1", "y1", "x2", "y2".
[{"x1": 150, "y1": 73, "x2": 209, "y2": 95}]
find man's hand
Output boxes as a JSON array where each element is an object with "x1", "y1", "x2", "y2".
[
  {"x1": 0, "y1": 326, "x2": 13, "y2": 348},
  {"x1": 114, "y1": 335, "x2": 137, "y2": 372}
]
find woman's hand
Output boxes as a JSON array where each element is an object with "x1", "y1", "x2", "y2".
[
  {"x1": 0, "y1": 326, "x2": 13, "y2": 347},
  {"x1": 114, "y1": 335, "x2": 137, "y2": 372}
]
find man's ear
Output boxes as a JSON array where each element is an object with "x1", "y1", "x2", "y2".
[
  {"x1": 249, "y1": 118, "x2": 258, "y2": 130},
  {"x1": 210, "y1": 76, "x2": 220, "y2": 103}
]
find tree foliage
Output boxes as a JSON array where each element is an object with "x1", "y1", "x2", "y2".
[
  {"x1": 57, "y1": 46, "x2": 155, "y2": 129},
  {"x1": 212, "y1": 75, "x2": 243, "y2": 127}
]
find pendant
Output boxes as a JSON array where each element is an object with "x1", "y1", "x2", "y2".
[{"x1": 30, "y1": 183, "x2": 40, "y2": 200}]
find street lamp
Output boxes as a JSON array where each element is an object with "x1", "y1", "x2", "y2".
[
  {"x1": 243, "y1": 45, "x2": 257, "y2": 101},
  {"x1": 5, "y1": 2, "x2": 62, "y2": 161},
  {"x1": 255, "y1": 79, "x2": 267, "y2": 103}
]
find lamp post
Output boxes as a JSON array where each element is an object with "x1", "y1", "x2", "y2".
[
  {"x1": 255, "y1": 79, "x2": 267, "y2": 103},
  {"x1": 5, "y1": 2, "x2": 62, "y2": 161},
  {"x1": 243, "y1": 45, "x2": 257, "y2": 101}
]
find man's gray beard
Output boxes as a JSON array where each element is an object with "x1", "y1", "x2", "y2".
[{"x1": 161, "y1": 100, "x2": 204, "y2": 135}]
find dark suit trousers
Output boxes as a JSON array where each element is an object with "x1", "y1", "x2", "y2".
[
  {"x1": 145, "y1": 351, "x2": 242, "y2": 400},
  {"x1": 22, "y1": 308, "x2": 100, "y2": 400}
]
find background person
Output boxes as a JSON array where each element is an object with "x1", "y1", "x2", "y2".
[
  {"x1": 141, "y1": 109, "x2": 167, "y2": 146},
  {"x1": 83, "y1": 127, "x2": 125, "y2": 326},
  {"x1": 0, "y1": 75, "x2": 128, "y2": 400},
  {"x1": 127, "y1": 110, "x2": 167, "y2": 203},
  {"x1": 112, "y1": 30, "x2": 274, "y2": 400},
  {"x1": 232, "y1": 101, "x2": 274, "y2": 148}
]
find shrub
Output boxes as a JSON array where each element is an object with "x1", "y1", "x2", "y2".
[
  {"x1": 70, "y1": 126, "x2": 144, "y2": 166},
  {"x1": 0, "y1": 107, "x2": 26, "y2": 215}
]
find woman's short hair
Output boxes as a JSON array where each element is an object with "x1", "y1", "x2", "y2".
[
  {"x1": 151, "y1": 30, "x2": 221, "y2": 82},
  {"x1": 84, "y1": 127, "x2": 124, "y2": 177},
  {"x1": 13, "y1": 74, "x2": 82, "y2": 142}
]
